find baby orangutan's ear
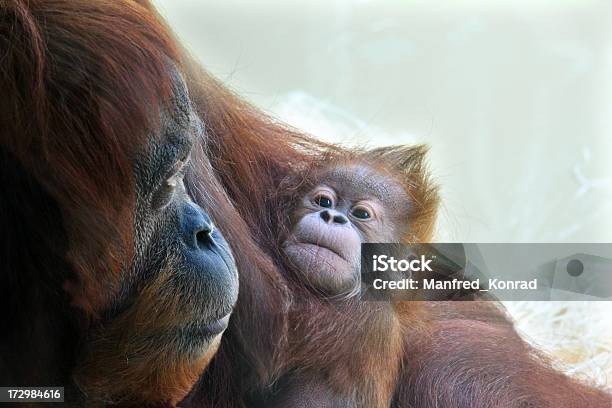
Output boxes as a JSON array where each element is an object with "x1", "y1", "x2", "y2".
[
  {"x1": 361, "y1": 144, "x2": 429, "y2": 176},
  {"x1": 360, "y1": 144, "x2": 440, "y2": 242}
]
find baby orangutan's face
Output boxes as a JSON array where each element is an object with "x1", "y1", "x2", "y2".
[{"x1": 283, "y1": 164, "x2": 411, "y2": 295}]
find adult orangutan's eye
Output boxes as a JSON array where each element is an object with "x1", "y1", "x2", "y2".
[{"x1": 153, "y1": 157, "x2": 187, "y2": 209}]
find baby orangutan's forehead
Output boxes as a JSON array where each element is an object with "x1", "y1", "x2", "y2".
[{"x1": 318, "y1": 164, "x2": 411, "y2": 213}]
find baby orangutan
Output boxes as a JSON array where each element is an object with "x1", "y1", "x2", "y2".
[
  {"x1": 282, "y1": 146, "x2": 436, "y2": 297},
  {"x1": 254, "y1": 146, "x2": 438, "y2": 407}
]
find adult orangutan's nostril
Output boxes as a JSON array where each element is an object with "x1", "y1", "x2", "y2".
[{"x1": 196, "y1": 226, "x2": 213, "y2": 248}]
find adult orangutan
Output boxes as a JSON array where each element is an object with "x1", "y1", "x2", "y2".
[{"x1": 0, "y1": 1, "x2": 269, "y2": 406}]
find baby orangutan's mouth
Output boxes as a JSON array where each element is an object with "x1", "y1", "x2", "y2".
[
  {"x1": 284, "y1": 237, "x2": 349, "y2": 265},
  {"x1": 302, "y1": 242, "x2": 344, "y2": 260}
]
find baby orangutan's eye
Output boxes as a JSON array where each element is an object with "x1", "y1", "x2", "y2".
[
  {"x1": 314, "y1": 194, "x2": 333, "y2": 208},
  {"x1": 351, "y1": 206, "x2": 371, "y2": 220}
]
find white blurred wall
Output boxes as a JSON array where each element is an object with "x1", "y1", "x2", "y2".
[{"x1": 154, "y1": 0, "x2": 612, "y2": 243}]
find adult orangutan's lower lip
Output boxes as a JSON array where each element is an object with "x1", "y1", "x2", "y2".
[{"x1": 197, "y1": 314, "x2": 230, "y2": 337}]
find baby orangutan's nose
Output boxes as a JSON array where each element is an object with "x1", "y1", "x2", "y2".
[{"x1": 320, "y1": 209, "x2": 348, "y2": 225}]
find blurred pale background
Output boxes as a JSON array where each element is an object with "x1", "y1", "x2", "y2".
[{"x1": 154, "y1": 0, "x2": 611, "y2": 384}]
